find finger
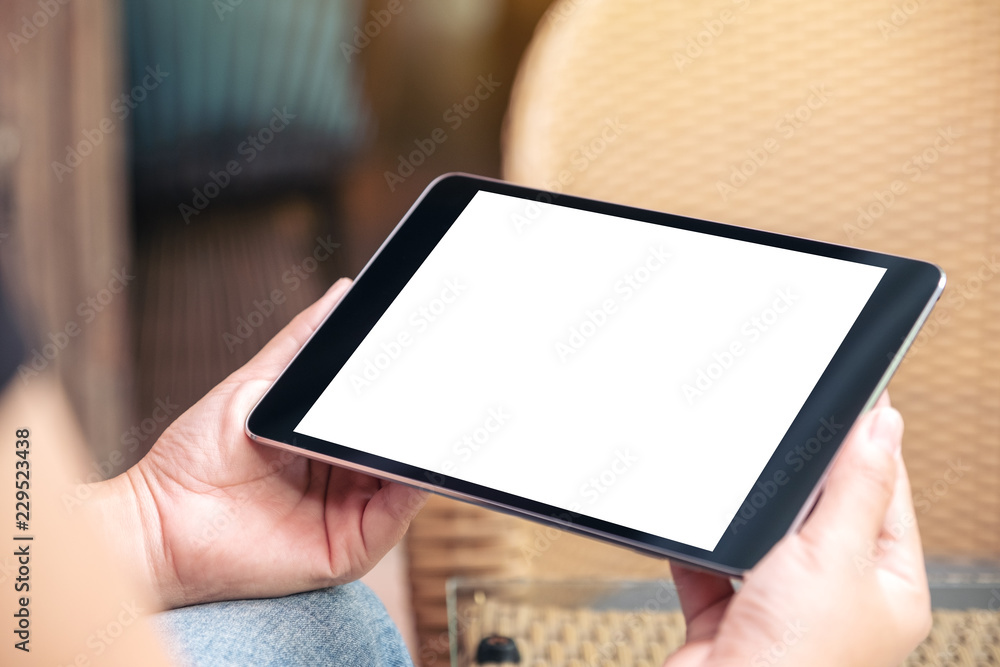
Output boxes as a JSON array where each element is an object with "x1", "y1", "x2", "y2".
[
  {"x1": 874, "y1": 390, "x2": 891, "y2": 410},
  {"x1": 670, "y1": 562, "x2": 734, "y2": 641},
  {"x1": 878, "y1": 453, "x2": 932, "y2": 648},
  {"x1": 801, "y1": 406, "x2": 903, "y2": 558},
  {"x1": 362, "y1": 483, "x2": 429, "y2": 557},
  {"x1": 879, "y1": 454, "x2": 926, "y2": 578},
  {"x1": 237, "y1": 278, "x2": 353, "y2": 379}
]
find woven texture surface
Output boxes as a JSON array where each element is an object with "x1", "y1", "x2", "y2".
[
  {"x1": 408, "y1": 496, "x2": 674, "y2": 664},
  {"x1": 409, "y1": 3, "x2": 999, "y2": 661},
  {"x1": 456, "y1": 596, "x2": 1000, "y2": 666},
  {"x1": 503, "y1": 0, "x2": 1000, "y2": 559}
]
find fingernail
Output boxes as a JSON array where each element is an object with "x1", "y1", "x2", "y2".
[
  {"x1": 868, "y1": 407, "x2": 903, "y2": 456},
  {"x1": 326, "y1": 277, "x2": 351, "y2": 295}
]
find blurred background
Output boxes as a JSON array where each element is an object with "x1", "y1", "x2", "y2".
[
  {"x1": 0, "y1": 0, "x2": 552, "y2": 459},
  {"x1": 1, "y1": 0, "x2": 998, "y2": 665},
  {"x1": 0, "y1": 0, "x2": 560, "y2": 660}
]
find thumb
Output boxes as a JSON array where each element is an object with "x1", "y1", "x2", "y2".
[
  {"x1": 363, "y1": 483, "x2": 429, "y2": 558},
  {"x1": 802, "y1": 407, "x2": 903, "y2": 558}
]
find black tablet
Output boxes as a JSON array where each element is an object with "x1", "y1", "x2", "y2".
[{"x1": 246, "y1": 173, "x2": 945, "y2": 576}]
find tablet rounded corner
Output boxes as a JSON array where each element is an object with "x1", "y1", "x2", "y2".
[
  {"x1": 931, "y1": 262, "x2": 947, "y2": 292},
  {"x1": 427, "y1": 172, "x2": 474, "y2": 191},
  {"x1": 244, "y1": 410, "x2": 261, "y2": 442}
]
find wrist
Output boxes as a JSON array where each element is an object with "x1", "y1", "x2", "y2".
[{"x1": 85, "y1": 466, "x2": 183, "y2": 609}]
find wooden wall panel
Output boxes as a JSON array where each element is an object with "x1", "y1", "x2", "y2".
[{"x1": 1, "y1": 0, "x2": 132, "y2": 463}]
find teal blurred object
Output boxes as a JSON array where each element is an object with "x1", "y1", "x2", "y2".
[{"x1": 123, "y1": 0, "x2": 367, "y2": 205}]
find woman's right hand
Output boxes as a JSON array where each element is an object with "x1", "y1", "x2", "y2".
[{"x1": 665, "y1": 394, "x2": 932, "y2": 667}]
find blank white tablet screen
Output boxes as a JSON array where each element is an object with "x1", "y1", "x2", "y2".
[{"x1": 296, "y1": 191, "x2": 885, "y2": 551}]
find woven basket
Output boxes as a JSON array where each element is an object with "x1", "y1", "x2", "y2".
[
  {"x1": 408, "y1": 1, "x2": 1000, "y2": 663},
  {"x1": 455, "y1": 597, "x2": 1000, "y2": 667},
  {"x1": 503, "y1": 0, "x2": 1000, "y2": 559}
]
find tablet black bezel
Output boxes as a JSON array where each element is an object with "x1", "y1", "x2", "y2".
[{"x1": 247, "y1": 173, "x2": 945, "y2": 575}]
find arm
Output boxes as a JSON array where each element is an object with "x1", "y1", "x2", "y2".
[{"x1": 0, "y1": 376, "x2": 172, "y2": 666}]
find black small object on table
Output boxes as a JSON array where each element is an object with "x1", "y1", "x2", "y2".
[{"x1": 475, "y1": 635, "x2": 521, "y2": 664}]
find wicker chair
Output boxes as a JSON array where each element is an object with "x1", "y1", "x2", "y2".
[{"x1": 408, "y1": 1, "x2": 1000, "y2": 663}]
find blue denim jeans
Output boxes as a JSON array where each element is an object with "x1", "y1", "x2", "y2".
[{"x1": 152, "y1": 581, "x2": 413, "y2": 666}]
